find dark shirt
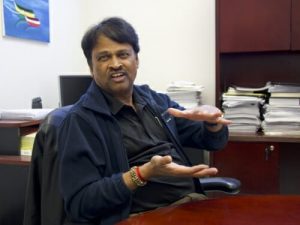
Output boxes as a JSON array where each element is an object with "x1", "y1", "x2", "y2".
[{"x1": 102, "y1": 90, "x2": 195, "y2": 213}]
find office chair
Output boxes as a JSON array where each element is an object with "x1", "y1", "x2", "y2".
[
  {"x1": 183, "y1": 147, "x2": 240, "y2": 194},
  {"x1": 23, "y1": 106, "x2": 240, "y2": 225}
]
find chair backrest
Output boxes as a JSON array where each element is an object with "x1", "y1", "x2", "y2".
[{"x1": 23, "y1": 105, "x2": 72, "y2": 225}]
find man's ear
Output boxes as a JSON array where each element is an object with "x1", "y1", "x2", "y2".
[
  {"x1": 89, "y1": 67, "x2": 94, "y2": 78},
  {"x1": 136, "y1": 55, "x2": 139, "y2": 68}
]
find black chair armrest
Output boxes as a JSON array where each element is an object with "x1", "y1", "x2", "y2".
[{"x1": 200, "y1": 177, "x2": 241, "y2": 194}]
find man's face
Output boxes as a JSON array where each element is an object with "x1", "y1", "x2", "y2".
[{"x1": 90, "y1": 35, "x2": 139, "y2": 98}]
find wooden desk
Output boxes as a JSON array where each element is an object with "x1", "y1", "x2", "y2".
[
  {"x1": 0, "y1": 155, "x2": 31, "y2": 166},
  {"x1": 117, "y1": 195, "x2": 300, "y2": 225},
  {"x1": 0, "y1": 120, "x2": 40, "y2": 136}
]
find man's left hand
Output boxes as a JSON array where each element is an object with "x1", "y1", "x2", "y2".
[{"x1": 167, "y1": 105, "x2": 231, "y2": 125}]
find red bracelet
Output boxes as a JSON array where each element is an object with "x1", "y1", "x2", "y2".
[{"x1": 135, "y1": 166, "x2": 146, "y2": 182}]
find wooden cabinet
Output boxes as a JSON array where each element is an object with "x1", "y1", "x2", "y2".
[
  {"x1": 219, "y1": 0, "x2": 300, "y2": 52},
  {"x1": 211, "y1": 137, "x2": 300, "y2": 194},
  {"x1": 215, "y1": 0, "x2": 300, "y2": 194},
  {"x1": 216, "y1": 0, "x2": 300, "y2": 104},
  {"x1": 219, "y1": 0, "x2": 291, "y2": 52},
  {"x1": 291, "y1": 0, "x2": 300, "y2": 50},
  {"x1": 212, "y1": 142, "x2": 280, "y2": 194}
]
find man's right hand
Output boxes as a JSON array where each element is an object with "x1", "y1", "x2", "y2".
[{"x1": 140, "y1": 155, "x2": 218, "y2": 180}]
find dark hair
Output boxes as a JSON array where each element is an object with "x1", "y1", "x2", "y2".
[{"x1": 81, "y1": 17, "x2": 140, "y2": 68}]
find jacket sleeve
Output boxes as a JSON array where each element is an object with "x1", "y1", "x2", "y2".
[
  {"x1": 23, "y1": 120, "x2": 67, "y2": 225},
  {"x1": 58, "y1": 114, "x2": 132, "y2": 222}
]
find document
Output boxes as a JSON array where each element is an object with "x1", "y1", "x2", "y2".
[{"x1": 20, "y1": 132, "x2": 37, "y2": 156}]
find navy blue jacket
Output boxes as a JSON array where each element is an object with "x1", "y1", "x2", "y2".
[{"x1": 58, "y1": 80, "x2": 228, "y2": 225}]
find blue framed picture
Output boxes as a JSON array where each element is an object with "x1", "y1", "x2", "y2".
[{"x1": 2, "y1": 0, "x2": 50, "y2": 43}]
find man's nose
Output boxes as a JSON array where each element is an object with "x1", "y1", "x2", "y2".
[{"x1": 110, "y1": 57, "x2": 122, "y2": 69}]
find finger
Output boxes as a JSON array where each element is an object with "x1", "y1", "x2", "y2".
[
  {"x1": 190, "y1": 164, "x2": 210, "y2": 171},
  {"x1": 160, "y1": 155, "x2": 172, "y2": 165},
  {"x1": 167, "y1": 108, "x2": 188, "y2": 118},
  {"x1": 168, "y1": 107, "x2": 224, "y2": 122},
  {"x1": 168, "y1": 108, "x2": 207, "y2": 121},
  {"x1": 193, "y1": 167, "x2": 218, "y2": 177},
  {"x1": 151, "y1": 155, "x2": 172, "y2": 166},
  {"x1": 188, "y1": 164, "x2": 216, "y2": 174},
  {"x1": 216, "y1": 117, "x2": 232, "y2": 125},
  {"x1": 166, "y1": 164, "x2": 211, "y2": 176}
]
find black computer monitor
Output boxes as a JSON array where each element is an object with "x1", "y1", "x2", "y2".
[{"x1": 59, "y1": 75, "x2": 92, "y2": 106}]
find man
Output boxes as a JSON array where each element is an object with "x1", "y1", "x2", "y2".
[{"x1": 58, "y1": 17, "x2": 231, "y2": 225}]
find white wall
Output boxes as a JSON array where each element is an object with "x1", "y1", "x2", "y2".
[{"x1": 0, "y1": 0, "x2": 215, "y2": 109}]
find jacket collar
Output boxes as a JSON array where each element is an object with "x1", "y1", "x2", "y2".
[
  {"x1": 81, "y1": 80, "x2": 112, "y2": 115},
  {"x1": 80, "y1": 80, "x2": 149, "y2": 116}
]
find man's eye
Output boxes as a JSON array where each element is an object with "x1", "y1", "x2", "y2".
[
  {"x1": 98, "y1": 55, "x2": 109, "y2": 61},
  {"x1": 119, "y1": 52, "x2": 130, "y2": 59}
]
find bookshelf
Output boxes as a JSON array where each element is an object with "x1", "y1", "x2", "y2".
[
  {"x1": 212, "y1": 0, "x2": 300, "y2": 194},
  {"x1": 0, "y1": 120, "x2": 40, "y2": 155},
  {"x1": 0, "y1": 120, "x2": 39, "y2": 225}
]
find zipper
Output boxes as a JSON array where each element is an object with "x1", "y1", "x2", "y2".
[
  {"x1": 146, "y1": 105, "x2": 193, "y2": 167},
  {"x1": 146, "y1": 104, "x2": 203, "y2": 192}
]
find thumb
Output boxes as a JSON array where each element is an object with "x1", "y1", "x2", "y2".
[
  {"x1": 151, "y1": 155, "x2": 172, "y2": 166},
  {"x1": 167, "y1": 108, "x2": 186, "y2": 118}
]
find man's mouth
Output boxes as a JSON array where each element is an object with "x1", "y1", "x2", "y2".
[
  {"x1": 111, "y1": 72, "x2": 124, "y2": 78},
  {"x1": 110, "y1": 71, "x2": 127, "y2": 82}
]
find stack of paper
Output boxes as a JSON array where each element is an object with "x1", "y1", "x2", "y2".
[
  {"x1": 267, "y1": 83, "x2": 300, "y2": 106},
  {"x1": 262, "y1": 83, "x2": 300, "y2": 135},
  {"x1": 268, "y1": 83, "x2": 300, "y2": 93},
  {"x1": 0, "y1": 108, "x2": 54, "y2": 120},
  {"x1": 262, "y1": 105, "x2": 300, "y2": 135},
  {"x1": 166, "y1": 81, "x2": 203, "y2": 109},
  {"x1": 222, "y1": 86, "x2": 266, "y2": 133}
]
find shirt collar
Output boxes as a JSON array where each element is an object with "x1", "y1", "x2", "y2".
[{"x1": 102, "y1": 89, "x2": 147, "y2": 115}]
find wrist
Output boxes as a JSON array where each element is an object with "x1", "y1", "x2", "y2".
[
  {"x1": 129, "y1": 166, "x2": 147, "y2": 187},
  {"x1": 135, "y1": 166, "x2": 147, "y2": 182},
  {"x1": 139, "y1": 162, "x2": 153, "y2": 181}
]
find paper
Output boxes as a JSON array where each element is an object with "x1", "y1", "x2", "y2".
[
  {"x1": 20, "y1": 132, "x2": 37, "y2": 156},
  {"x1": 0, "y1": 108, "x2": 54, "y2": 120},
  {"x1": 232, "y1": 82, "x2": 271, "y2": 92},
  {"x1": 166, "y1": 81, "x2": 203, "y2": 109}
]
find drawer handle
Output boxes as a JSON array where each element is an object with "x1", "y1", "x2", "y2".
[{"x1": 265, "y1": 145, "x2": 275, "y2": 160}]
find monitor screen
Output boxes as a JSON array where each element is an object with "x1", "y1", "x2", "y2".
[{"x1": 59, "y1": 75, "x2": 92, "y2": 106}]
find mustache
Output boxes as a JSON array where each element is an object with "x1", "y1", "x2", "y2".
[{"x1": 108, "y1": 69, "x2": 127, "y2": 76}]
